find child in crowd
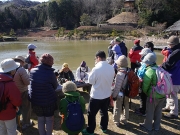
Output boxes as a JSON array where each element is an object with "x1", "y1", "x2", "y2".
[
  {"x1": 112, "y1": 55, "x2": 129, "y2": 126},
  {"x1": 161, "y1": 47, "x2": 172, "y2": 62},
  {"x1": 139, "y1": 53, "x2": 165, "y2": 131},
  {"x1": 135, "y1": 48, "x2": 153, "y2": 116},
  {"x1": 59, "y1": 81, "x2": 85, "y2": 135}
]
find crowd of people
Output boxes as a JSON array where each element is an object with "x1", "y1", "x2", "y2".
[{"x1": 0, "y1": 35, "x2": 179, "y2": 135}]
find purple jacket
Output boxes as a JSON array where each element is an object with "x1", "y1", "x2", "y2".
[{"x1": 168, "y1": 60, "x2": 180, "y2": 85}]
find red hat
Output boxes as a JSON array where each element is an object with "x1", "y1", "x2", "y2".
[
  {"x1": 40, "y1": 53, "x2": 54, "y2": 66},
  {"x1": 134, "y1": 39, "x2": 140, "y2": 44}
]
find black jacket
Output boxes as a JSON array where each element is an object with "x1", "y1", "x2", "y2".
[
  {"x1": 162, "y1": 44, "x2": 180, "y2": 71},
  {"x1": 119, "y1": 42, "x2": 128, "y2": 57}
]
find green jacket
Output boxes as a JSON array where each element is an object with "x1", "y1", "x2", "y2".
[
  {"x1": 142, "y1": 65, "x2": 165, "y2": 99},
  {"x1": 59, "y1": 91, "x2": 85, "y2": 135}
]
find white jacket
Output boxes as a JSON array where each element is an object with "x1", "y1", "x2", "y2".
[
  {"x1": 88, "y1": 61, "x2": 115, "y2": 99},
  {"x1": 76, "y1": 66, "x2": 91, "y2": 81}
]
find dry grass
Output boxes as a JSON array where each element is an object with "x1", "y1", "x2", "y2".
[{"x1": 18, "y1": 90, "x2": 180, "y2": 135}]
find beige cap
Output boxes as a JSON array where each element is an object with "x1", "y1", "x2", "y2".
[
  {"x1": 115, "y1": 55, "x2": 128, "y2": 67},
  {"x1": 13, "y1": 56, "x2": 25, "y2": 63},
  {"x1": 167, "y1": 36, "x2": 179, "y2": 45}
]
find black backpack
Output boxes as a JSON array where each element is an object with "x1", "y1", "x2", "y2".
[
  {"x1": 0, "y1": 82, "x2": 9, "y2": 112},
  {"x1": 65, "y1": 98, "x2": 84, "y2": 131},
  {"x1": 25, "y1": 54, "x2": 31, "y2": 64},
  {"x1": 23, "y1": 55, "x2": 31, "y2": 69}
]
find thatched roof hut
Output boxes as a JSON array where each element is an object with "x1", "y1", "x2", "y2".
[
  {"x1": 165, "y1": 20, "x2": 180, "y2": 32},
  {"x1": 106, "y1": 12, "x2": 138, "y2": 26},
  {"x1": 124, "y1": 0, "x2": 135, "y2": 8}
]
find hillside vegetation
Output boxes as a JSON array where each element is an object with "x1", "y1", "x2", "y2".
[{"x1": 0, "y1": 0, "x2": 180, "y2": 38}]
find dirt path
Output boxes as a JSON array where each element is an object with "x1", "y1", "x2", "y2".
[{"x1": 18, "y1": 90, "x2": 180, "y2": 135}]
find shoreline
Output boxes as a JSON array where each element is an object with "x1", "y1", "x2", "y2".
[{"x1": 17, "y1": 36, "x2": 168, "y2": 46}]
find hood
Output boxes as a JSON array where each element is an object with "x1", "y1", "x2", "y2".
[
  {"x1": 29, "y1": 50, "x2": 35, "y2": 54},
  {"x1": 0, "y1": 73, "x2": 13, "y2": 82},
  {"x1": 171, "y1": 43, "x2": 180, "y2": 51},
  {"x1": 119, "y1": 42, "x2": 125, "y2": 47},
  {"x1": 64, "y1": 91, "x2": 80, "y2": 102},
  {"x1": 37, "y1": 64, "x2": 55, "y2": 71}
]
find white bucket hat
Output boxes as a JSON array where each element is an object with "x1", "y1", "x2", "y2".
[
  {"x1": 139, "y1": 48, "x2": 152, "y2": 57},
  {"x1": 142, "y1": 53, "x2": 156, "y2": 65},
  {"x1": 27, "y1": 44, "x2": 37, "y2": 49},
  {"x1": 0, "y1": 58, "x2": 20, "y2": 73}
]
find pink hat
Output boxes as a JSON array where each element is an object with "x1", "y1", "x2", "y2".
[
  {"x1": 134, "y1": 39, "x2": 140, "y2": 44},
  {"x1": 40, "y1": 53, "x2": 54, "y2": 66}
]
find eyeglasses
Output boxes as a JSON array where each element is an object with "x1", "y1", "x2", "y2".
[{"x1": 94, "y1": 56, "x2": 99, "y2": 60}]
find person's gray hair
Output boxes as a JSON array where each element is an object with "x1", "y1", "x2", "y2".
[{"x1": 62, "y1": 81, "x2": 77, "y2": 93}]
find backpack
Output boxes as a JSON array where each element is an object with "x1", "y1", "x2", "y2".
[
  {"x1": 152, "y1": 66, "x2": 173, "y2": 96},
  {"x1": 65, "y1": 98, "x2": 84, "y2": 131},
  {"x1": 0, "y1": 82, "x2": 9, "y2": 112},
  {"x1": 24, "y1": 55, "x2": 31, "y2": 69},
  {"x1": 25, "y1": 54, "x2": 31, "y2": 64},
  {"x1": 121, "y1": 68, "x2": 140, "y2": 98}
]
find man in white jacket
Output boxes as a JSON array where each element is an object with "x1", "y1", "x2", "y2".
[{"x1": 82, "y1": 51, "x2": 115, "y2": 135}]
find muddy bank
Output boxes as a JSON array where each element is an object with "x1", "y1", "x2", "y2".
[{"x1": 18, "y1": 35, "x2": 168, "y2": 46}]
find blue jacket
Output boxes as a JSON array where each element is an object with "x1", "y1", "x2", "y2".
[
  {"x1": 28, "y1": 64, "x2": 58, "y2": 106},
  {"x1": 162, "y1": 44, "x2": 180, "y2": 85}
]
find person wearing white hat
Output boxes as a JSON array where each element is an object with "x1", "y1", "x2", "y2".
[
  {"x1": 13, "y1": 56, "x2": 33, "y2": 130},
  {"x1": 139, "y1": 53, "x2": 165, "y2": 131},
  {"x1": 0, "y1": 58, "x2": 22, "y2": 135},
  {"x1": 26, "y1": 43, "x2": 39, "y2": 71},
  {"x1": 134, "y1": 48, "x2": 153, "y2": 117}
]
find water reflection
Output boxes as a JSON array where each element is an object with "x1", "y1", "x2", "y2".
[{"x1": 0, "y1": 40, "x2": 163, "y2": 72}]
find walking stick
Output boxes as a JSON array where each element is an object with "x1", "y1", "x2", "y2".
[{"x1": 16, "y1": 107, "x2": 23, "y2": 135}]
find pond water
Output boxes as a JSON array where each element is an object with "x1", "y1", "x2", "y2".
[{"x1": 0, "y1": 39, "x2": 163, "y2": 73}]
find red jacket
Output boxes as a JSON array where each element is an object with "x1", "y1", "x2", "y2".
[
  {"x1": 0, "y1": 74, "x2": 22, "y2": 120},
  {"x1": 29, "y1": 51, "x2": 39, "y2": 71},
  {"x1": 128, "y1": 45, "x2": 143, "y2": 63},
  {"x1": 161, "y1": 49, "x2": 171, "y2": 63}
]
